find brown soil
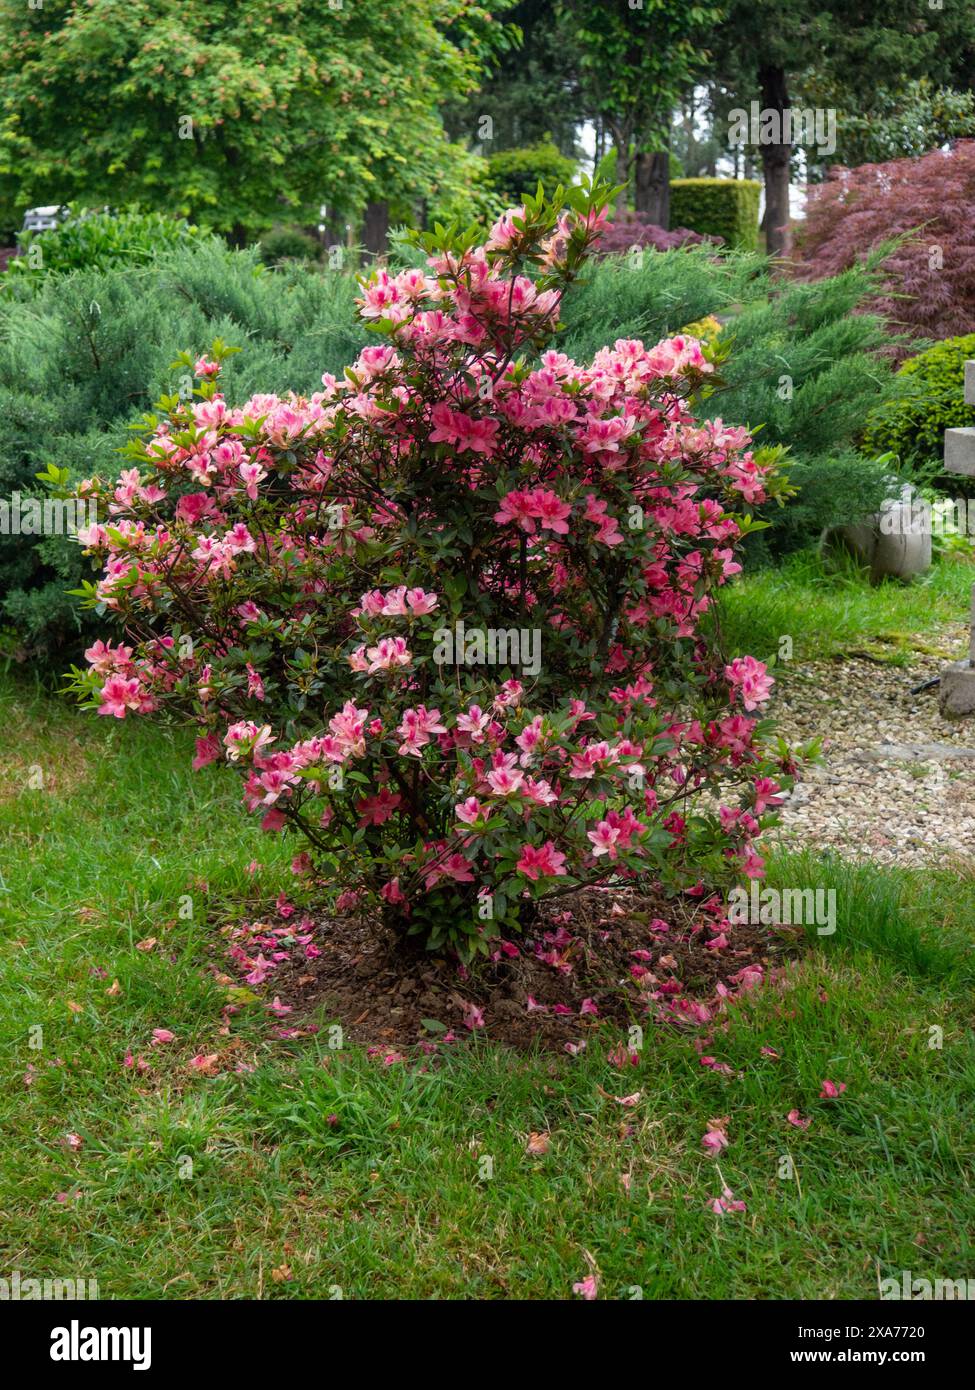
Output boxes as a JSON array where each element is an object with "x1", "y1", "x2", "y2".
[{"x1": 214, "y1": 887, "x2": 803, "y2": 1054}]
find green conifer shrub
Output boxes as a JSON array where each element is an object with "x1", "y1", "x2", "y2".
[{"x1": 0, "y1": 240, "x2": 367, "y2": 663}]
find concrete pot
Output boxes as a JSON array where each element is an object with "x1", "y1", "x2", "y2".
[{"x1": 824, "y1": 489, "x2": 932, "y2": 583}]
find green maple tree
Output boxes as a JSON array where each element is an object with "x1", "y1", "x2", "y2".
[{"x1": 0, "y1": 0, "x2": 509, "y2": 241}]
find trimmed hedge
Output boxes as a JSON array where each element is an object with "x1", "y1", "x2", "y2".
[
  {"x1": 257, "y1": 225, "x2": 324, "y2": 265},
  {"x1": 669, "y1": 178, "x2": 761, "y2": 251},
  {"x1": 863, "y1": 333, "x2": 975, "y2": 479},
  {"x1": 485, "y1": 141, "x2": 577, "y2": 203}
]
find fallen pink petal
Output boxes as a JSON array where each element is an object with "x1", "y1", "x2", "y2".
[{"x1": 819, "y1": 1079, "x2": 847, "y2": 1099}]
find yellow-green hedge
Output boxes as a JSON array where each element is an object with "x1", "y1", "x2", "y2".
[{"x1": 669, "y1": 178, "x2": 761, "y2": 251}]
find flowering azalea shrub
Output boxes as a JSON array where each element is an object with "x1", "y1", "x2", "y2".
[{"x1": 68, "y1": 179, "x2": 797, "y2": 956}]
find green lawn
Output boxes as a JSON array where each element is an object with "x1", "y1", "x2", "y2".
[
  {"x1": 717, "y1": 547, "x2": 975, "y2": 664},
  {"x1": 1, "y1": 555, "x2": 974, "y2": 1299}
]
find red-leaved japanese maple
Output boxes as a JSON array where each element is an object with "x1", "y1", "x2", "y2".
[
  {"x1": 595, "y1": 214, "x2": 718, "y2": 257},
  {"x1": 793, "y1": 139, "x2": 975, "y2": 344}
]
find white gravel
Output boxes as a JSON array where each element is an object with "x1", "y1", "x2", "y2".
[{"x1": 765, "y1": 623, "x2": 975, "y2": 867}]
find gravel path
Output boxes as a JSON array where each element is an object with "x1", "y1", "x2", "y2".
[{"x1": 766, "y1": 623, "x2": 975, "y2": 868}]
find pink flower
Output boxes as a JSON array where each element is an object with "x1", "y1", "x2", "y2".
[
  {"x1": 239, "y1": 461, "x2": 267, "y2": 500},
  {"x1": 516, "y1": 841, "x2": 568, "y2": 881},
  {"x1": 355, "y1": 788, "x2": 402, "y2": 827},
  {"x1": 150, "y1": 1029, "x2": 175, "y2": 1045},
  {"x1": 702, "y1": 1128, "x2": 729, "y2": 1154},
  {"x1": 787, "y1": 1110, "x2": 811, "y2": 1129},
  {"x1": 380, "y1": 878, "x2": 405, "y2": 905},
  {"x1": 587, "y1": 819, "x2": 621, "y2": 859},
  {"x1": 495, "y1": 487, "x2": 571, "y2": 535},
  {"x1": 85, "y1": 639, "x2": 132, "y2": 676},
  {"x1": 429, "y1": 401, "x2": 462, "y2": 446},
  {"x1": 486, "y1": 206, "x2": 527, "y2": 249},
  {"x1": 454, "y1": 413, "x2": 499, "y2": 456},
  {"x1": 245, "y1": 954, "x2": 275, "y2": 985},
  {"x1": 358, "y1": 268, "x2": 402, "y2": 320},
  {"x1": 98, "y1": 674, "x2": 151, "y2": 719},
  {"x1": 529, "y1": 488, "x2": 572, "y2": 534},
  {"x1": 583, "y1": 493, "x2": 624, "y2": 546},
  {"x1": 397, "y1": 705, "x2": 446, "y2": 756},
  {"x1": 461, "y1": 1001, "x2": 485, "y2": 1030},
  {"x1": 365, "y1": 636, "x2": 412, "y2": 673},
  {"x1": 424, "y1": 853, "x2": 475, "y2": 889},
  {"x1": 710, "y1": 1186, "x2": 746, "y2": 1215},
  {"x1": 576, "y1": 413, "x2": 633, "y2": 457},
  {"x1": 752, "y1": 777, "x2": 783, "y2": 814},
  {"x1": 188, "y1": 1054, "x2": 219, "y2": 1073},
  {"x1": 224, "y1": 721, "x2": 274, "y2": 762},
  {"x1": 192, "y1": 734, "x2": 221, "y2": 770},
  {"x1": 572, "y1": 1274, "x2": 598, "y2": 1300},
  {"x1": 725, "y1": 656, "x2": 774, "y2": 712},
  {"x1": 404, "y1": 587, "x2": 439, "y2": 615},
  {"x1": 819, "y1": 1079, "x2": 847, "y2": 1099},
  {"x1": 494, "y1": 489, "x2": 538, "y2": 532},
  {"x1": 456, "y1": 704, "x2": 491, "y2": 742},
  {"x1": 486, "y1": 765, "x2": 524, "y2": 795}
]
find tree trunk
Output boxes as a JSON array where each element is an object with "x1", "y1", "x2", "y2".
[
  {"x1": 614, "y1": 145, "x2": 629, "y2": 216},
  {"x1": 362, "y1": 201, "x2": 389, "y2": 257},
  {"x1": 758, "y1": 64, "x2": 791, "y2": 258},
  {"x1": 604, "y1": 119, "x2": 632, "y2": 215},
  {"x1": 634, "y1": 150, "x2": 670, "y2": 228}
]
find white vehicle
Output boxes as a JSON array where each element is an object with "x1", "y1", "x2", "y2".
[{"x1": 21, "y1": 205, "x2": 67, "y2": 234}]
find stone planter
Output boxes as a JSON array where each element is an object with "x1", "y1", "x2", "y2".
[{"x1": 824, "y1": 488, "x2": 932, "y2": 583}]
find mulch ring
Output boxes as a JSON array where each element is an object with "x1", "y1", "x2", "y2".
[{"x1": 213, "y1": 887, "x2": 805, "y2": 1054}]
